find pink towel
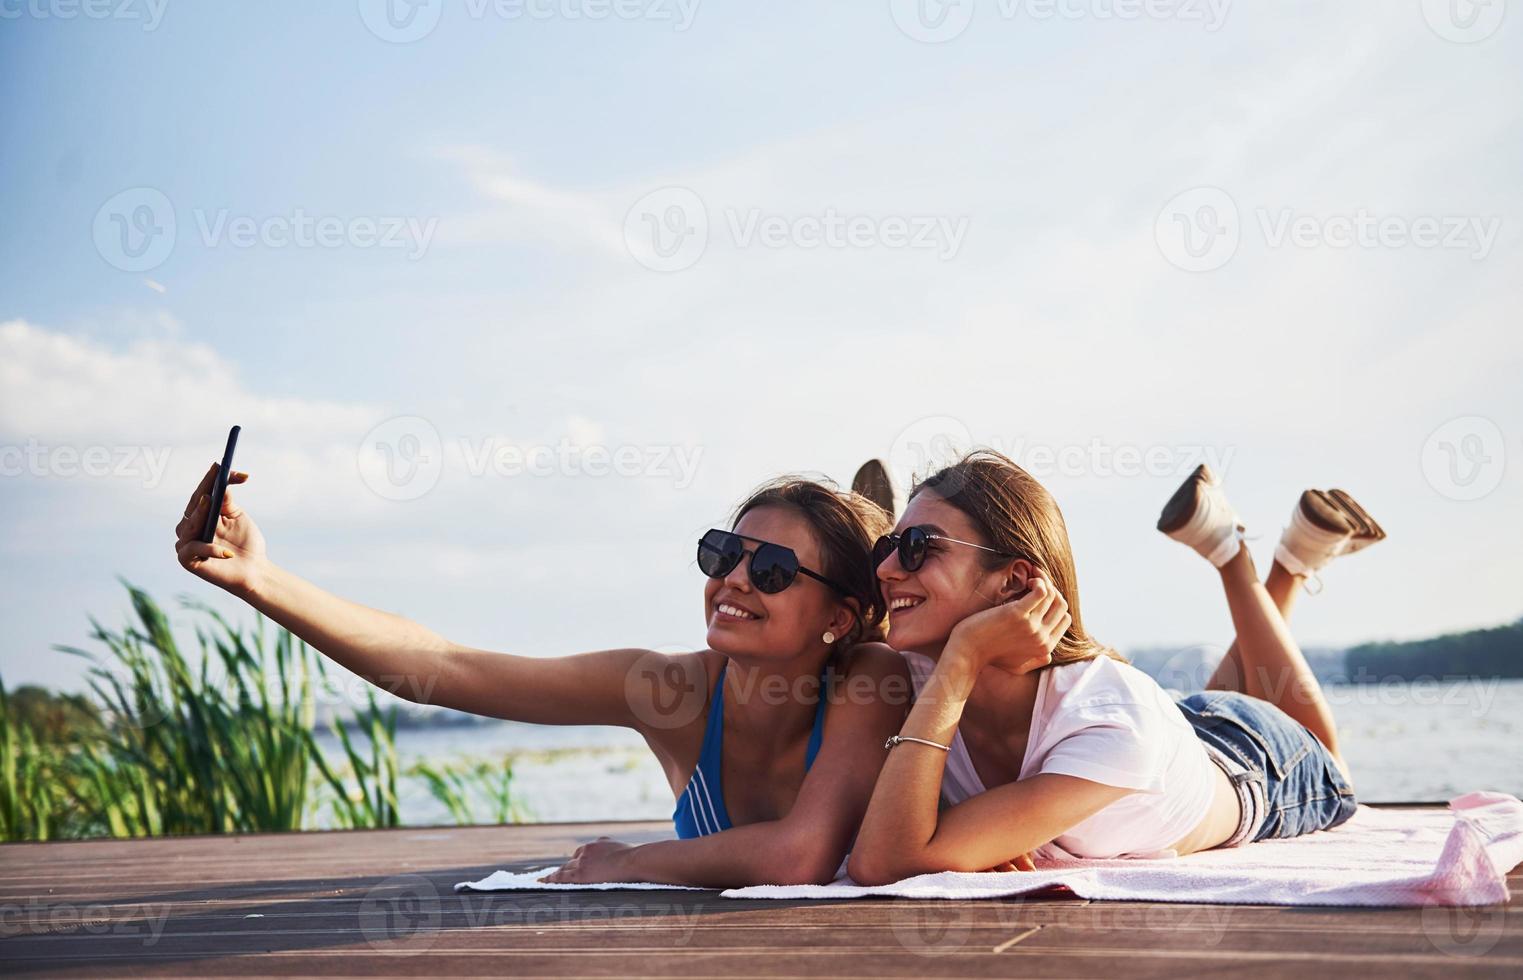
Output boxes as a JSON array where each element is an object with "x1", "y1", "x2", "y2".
[{"x1": 725, "y1": 792, "x2": 1523, "y2": 907}]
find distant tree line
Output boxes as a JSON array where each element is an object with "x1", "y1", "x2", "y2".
[{"x1": 1344, "y1": 617, "x2": 1523, "y2": 682}]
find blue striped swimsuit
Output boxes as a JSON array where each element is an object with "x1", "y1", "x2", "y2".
[{"x1": 672, "y1": 661, "x2": 829, "y2": 838}]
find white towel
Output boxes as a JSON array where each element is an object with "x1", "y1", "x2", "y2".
[
  {"x1": 732, "y1": 793, "x2": 1523, "y2": 907},
  {"x1": 455, "y1": 870, "x2": 708, "y2": 892},
  {"x1": 457, "y1": 792, "x2": 1523, "y2": 908}
]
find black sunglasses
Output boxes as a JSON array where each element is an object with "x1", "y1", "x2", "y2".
[
  {"x1": 872, "y1": 525, "x2": 1014, "y2": 573},
  {"x1": 697, "y1": 529, "x2": 852, "y2": 596}
]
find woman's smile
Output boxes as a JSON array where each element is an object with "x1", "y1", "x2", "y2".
[
  {"x1": 888, "y1": 593, "x2": 925, "y2": 617},
  {"x1": 714, "y1": 598, "x2": 764, "y2": 623}
]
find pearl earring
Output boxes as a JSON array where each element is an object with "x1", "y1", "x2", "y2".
[{"x1": 822, "y1": 631, "x2": 836, "y2": 644}]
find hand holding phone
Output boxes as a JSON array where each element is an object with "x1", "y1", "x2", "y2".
[
  {"x1": 176, "y1": 425, "x2": 267, "y2": 595},
  {"x1": 200, "y1": 425, "x2": 240, "y2": 542}
]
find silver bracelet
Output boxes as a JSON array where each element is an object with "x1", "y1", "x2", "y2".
[{"x1": 885, "y1": 734, "x2": 951, "y2": 752}]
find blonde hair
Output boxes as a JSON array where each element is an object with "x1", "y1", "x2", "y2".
[{"x1": 912, "y1": 449, "x2": 1124, "y2": 666}]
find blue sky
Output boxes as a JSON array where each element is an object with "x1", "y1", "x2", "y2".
[{"x1": 2, "y1": 0, "x2": 1520, "y2": 693}]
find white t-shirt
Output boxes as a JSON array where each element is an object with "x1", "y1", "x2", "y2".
[{"x1": 901, "y1": 650, "x2": 1218, "y2": 860}]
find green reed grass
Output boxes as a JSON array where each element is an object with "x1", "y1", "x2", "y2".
[
  {"x1": 310, "y1": 690, "x2": 401, "y2": 829},
  {"x1": 0, "y1": 680, "x2": 62, "y2": 841},
  {"x1": 0, "y1": 580, "x2": 526, "y2": 841},
  {"x1": 410, "y1": 756, "x2": 530, "y2": 826}
]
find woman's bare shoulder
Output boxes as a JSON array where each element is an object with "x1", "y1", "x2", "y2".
[{"x1": 839, "y1": 641, "x2": 908, "y2": 676}]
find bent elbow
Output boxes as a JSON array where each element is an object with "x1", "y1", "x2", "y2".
[
  {"x1": 767, "y1": 850, "x2": 843, "y2": 887},
  {"x1": 764, "y1": 866, "x2": 839, "y2": 887},
  {"x1": 846, "y1": 850, "x2": 904, "y2": 887},
  {"x1": 847, "y1": 840, "x2": 952, "y2": 886},
  {"x1": 749, "y1": 838, "x2": 846, "y2": 887}
]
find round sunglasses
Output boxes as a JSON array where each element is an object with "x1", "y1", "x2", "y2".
[
  {"x1": 697, "y1": 529, "x2": 851, "y2": 596},
  {"x1": 872, "y1": 525, "x2": 1014, "y2": 572}
]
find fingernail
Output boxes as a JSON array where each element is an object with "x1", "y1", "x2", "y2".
[{"x1": 220, "y1": 549, "x2": 234, "y2": 559}]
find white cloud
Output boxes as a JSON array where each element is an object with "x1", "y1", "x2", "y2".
[
  {"x1": 0, "y1": 319, "x2": 378, "y2": 447},
  {"x1": 431, "y1": 144, "x2": 629, "y2": 256},
  {"x1": 0, "y1": 319, "x2": 400, "y2": 525},
  {"x1": 0, "y1": 318, "x2": 718, "y2": 544}
]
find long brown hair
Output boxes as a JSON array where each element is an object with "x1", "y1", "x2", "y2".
[
  {"x1": 732, "y1": 477, "x2": 892, "y2": 651},
  {"x1": 912, "y1": 449, "x2": 1124, "y2": 666}
]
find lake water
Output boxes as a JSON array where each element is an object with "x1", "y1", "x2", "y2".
[{"x1": 317, "y1": 678, "x2": 1523, "y2": 827}]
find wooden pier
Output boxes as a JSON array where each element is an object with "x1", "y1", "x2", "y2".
[{"x1": 2, "y1": 808, "x2": 1519, "y2": 977}]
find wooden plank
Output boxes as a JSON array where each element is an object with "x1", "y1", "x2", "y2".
[
  {"x1": 1, "y1": 810, "x2": 1519, "y2": 979},
  {"x1": 5, "y1": 947, "x2": 1522, "y2": 980}
]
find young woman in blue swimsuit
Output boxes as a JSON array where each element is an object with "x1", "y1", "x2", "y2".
[{"x1": 174, "y1": 466, "x2": 909, "y2": 887}]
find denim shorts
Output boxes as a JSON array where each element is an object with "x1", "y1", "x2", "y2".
[{"x1": 1175, "y1": 691, "x2": 1357, "y2": 845}]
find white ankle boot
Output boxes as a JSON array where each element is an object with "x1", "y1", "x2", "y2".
[{"x1": 1157, "y1": 464, "x2": 1245, "y2": 568}]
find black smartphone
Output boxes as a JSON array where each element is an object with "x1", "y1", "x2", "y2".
[{"x1": 200, "y1": 425, "x2": 241, "y2": 543}]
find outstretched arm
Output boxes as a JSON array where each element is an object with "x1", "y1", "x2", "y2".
[
  {"x1": 174, "y1": 461, "x2": 674, "y2": 731},
  {"x1": 542, "y1": 645, "x2": 913, "y2": 887}
]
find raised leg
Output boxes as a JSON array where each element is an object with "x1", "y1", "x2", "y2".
[
  {"x1": 1206, "y1": 560, "x2": 1301, "y2": 691},
  {"x1": 1210, "y1": 544, "x2": 1347, "y2": 778}
]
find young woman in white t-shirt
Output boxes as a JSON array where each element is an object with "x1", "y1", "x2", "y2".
[{"x1": 848, "y1": 451, "x2": 1370, "y2": 882}]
